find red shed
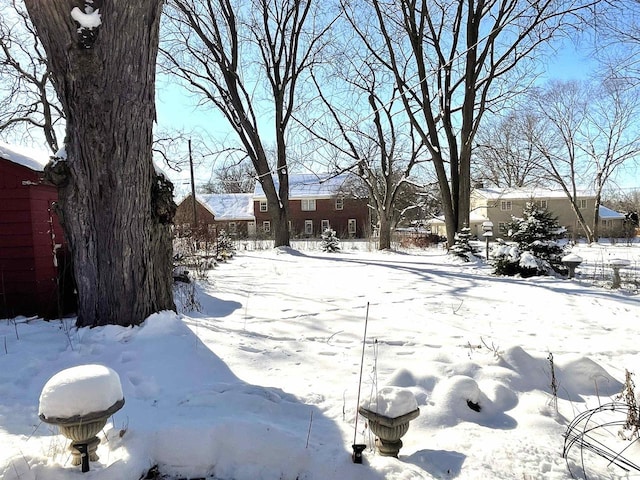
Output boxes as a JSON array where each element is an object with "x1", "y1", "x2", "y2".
[{"x1": 0, "y1": 143, "x2": 74, "y2": 319}]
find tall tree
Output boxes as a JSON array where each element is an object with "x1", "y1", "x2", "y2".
[
  {"x1": 346, "y1": 0, "x2": 597, "y2": 245},
  {"x1": 593, "y1": 1, "x2": 640, "y2": 82},
  {"x1": 23, "y1": 0, "x2": 176, "y2": 327},
  {"x1": 161, "y1": 0, "x2": 332, "y2": 247},
  {"x1": 306, "y1": 52, "x2": 428, "y2": 250},
  {"x1": 528, "y1": 79, "x2": 640, "y2": 242},
  {"x1": 472, "y1": 111, "x2": 548, "y2": 188},
  {"x1": 0, "y1": 0, "x2": 63, "y2": 152}
]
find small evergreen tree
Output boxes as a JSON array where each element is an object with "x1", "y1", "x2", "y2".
[
  {"x1": 492, "y1": 203, "x2": 567, "y2": 277},
  {"x1": 321, "y1": 228, "x2": 341, "y2": 253},
  {"x1": 450, "y1": 226, "x2": 479, "y2": 262},
  {"x1": 216, "y1": 230, "x2": 236, "y2": 260}
]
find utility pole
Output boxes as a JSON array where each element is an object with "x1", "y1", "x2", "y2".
[{"x1": 189, "y1": 138, "x2": 197, "y2": 225}]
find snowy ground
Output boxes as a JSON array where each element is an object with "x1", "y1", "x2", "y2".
[{"x1": 1, "y1": 241, "x2": 639, "y2": 480}]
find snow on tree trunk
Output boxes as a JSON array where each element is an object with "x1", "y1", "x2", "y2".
[{"x1": 24, "y1": 0, "x2": 175, "y2": 327}]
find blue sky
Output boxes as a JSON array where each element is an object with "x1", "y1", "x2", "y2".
[{"x1": 155, "y1": 39, "x2": 639, "y2": 197}]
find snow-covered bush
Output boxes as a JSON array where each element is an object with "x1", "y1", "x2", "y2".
[
  {"x1": 492, "y1": 203, "x2": 568, "y2": 277},
  {"x1": 321, "y1": 228, "x2": 341, "y2": 253},
  {"x1": 450, "y1": 226, "x2": 480, "y2": 262}
]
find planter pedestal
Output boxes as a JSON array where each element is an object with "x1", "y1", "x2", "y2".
[
  {"x1": 40, "y1": 398, "x2": 125, "y2": 467},
  {"x1": 38, "y1": 365, "x2": 125, "y2": 471},
  {"x1": 358, "y1": 407, "x2": 420, "y2": 457},
  {"x1": 561, "y1": 254, "x2": 583, "y2": 279},
  {"x1": 609, "y1": 259, "x2": 630, "y2": 289}
]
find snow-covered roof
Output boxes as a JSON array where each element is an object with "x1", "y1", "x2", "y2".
[
  {"x1": 473, "y1": 187, "x2": 596, "y2": 199},
  {"x1": 0, "y1": 142, "x2": 50, "y2": 171},
  {"x1": 253, "y1": 173, "x2": 354, "y2": 199},
  {"x1": 427, "y1": 212, "x2": 489, "y2": 225},
  {"x1": 599, "y1": 205, "x2": 625, "y2": 220},
  {"x1": 196, "y1": 193, "x2": 255, "y2": 221}
]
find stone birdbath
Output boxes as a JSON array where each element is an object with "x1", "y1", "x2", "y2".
[
  {"x1": 609, "y1": 258, "x2": 631, "y2": 289},
  {"x1": 39, "y1": 364, "x2": 125, "y2": 471},
  {"x1": 561, "y1": 253, "x2": 583, "y2": 279},
  {"x1": 358, "y1": 386, "x2": 420, "y2": 457}
]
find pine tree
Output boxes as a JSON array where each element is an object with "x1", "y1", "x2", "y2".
[
  {"x1": 217, "y1": 230, "x2": 236, "y2": 260},
  {"x1": 450, "y1": 226, "x2": 479, "y2": 262},
  {"x1": 493, "y1": 202, "x2": 567, "y2": 276},
  {"x1": 321, "y1": 228, "x2": 341, "y2": 253}
]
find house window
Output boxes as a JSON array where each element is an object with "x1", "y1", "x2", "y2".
[
  {"x1": 321, "y1": 219, "x2": 330, "y2": 232},
  {"x1": 262, "y1": 221, "x2": 271, "y2": 233},
  {"x1": 260, "y1": 200, "x2": 268, "y2": 212},
  {"x1": 535, "y1": 200, "x2": 548, "y2": 209},
  {"x1": 579, "y1": 199, "x2": 587, "y2": 209},
  {"x1": 229, "y1": 222, "x2": 237, "y2": 234},
  {"x1": 304, "y1": 220, "x2": 313, "y2": 235},
  {"x1": 348, "y1": 219, "x2": 357, "y2": 235},
  {"x1": 500, "y1": 200, "x2": 512, "y2": 211},
  {"x1": 301, "y1": 199, "x2": 316, "y2": 211},
  {"x1": 335, "y1": 197, "x2": 344, "y2": 210},
  {"x1": 498, "y1": 222, "x2": 507, "y2": 233}
]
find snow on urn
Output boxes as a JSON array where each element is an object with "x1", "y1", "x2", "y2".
[
  {"x1": 358, "y1": 386, "x2": 420, "y2": 457},
  {"x1": 561, "y1": 253, "x2": 583, "y2": 279},
  {"x1": 39, "y1": 364, "x2": 124, "y2": 471}
]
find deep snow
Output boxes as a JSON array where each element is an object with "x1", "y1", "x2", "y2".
[{"x1": 1, "y1": 241, "x2": 639, "y2": 480}]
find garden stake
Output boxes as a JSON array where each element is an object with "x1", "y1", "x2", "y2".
[{"x1": 352, "y1": 302, "x2": 369, "y2": 464}]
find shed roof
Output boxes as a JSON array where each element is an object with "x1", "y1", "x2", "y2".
[
  {"x1": 196, "y1": 193, "x2": 255, "y2": 221},
  {"x1": 0, "y1": 142, "x2": 50, "y2": 171}
]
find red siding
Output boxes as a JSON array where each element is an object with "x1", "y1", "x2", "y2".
[{"x1": 0, "y1": 158, "x2": 69, "y2": 318}]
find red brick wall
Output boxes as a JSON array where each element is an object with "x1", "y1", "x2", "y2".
[{"x1": 254, "y1": 197, "x2": 370, "y2": 238}]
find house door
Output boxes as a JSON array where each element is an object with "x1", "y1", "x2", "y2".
[{"x1": 248, "y1": 221, "x2": 256, "y2": 237}]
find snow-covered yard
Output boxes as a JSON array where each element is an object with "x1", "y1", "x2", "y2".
[{"x1": 1, "y1": 241, "x2": 639, "y2": 479}]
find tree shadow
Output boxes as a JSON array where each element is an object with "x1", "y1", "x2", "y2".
[
  {"x1": 404, "y1": 449, "x2": 466, "y2": 478},
  {"x1": 0, "y1": 313, "x2": 389, "y2": 480}
]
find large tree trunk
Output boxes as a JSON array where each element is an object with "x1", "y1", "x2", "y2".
[
  {"x1": 378, "y1": 214, "x2": 393, "y2": 250},
  {"x1": 24, "y1": 0, "x2": 176, "y2": 327}
]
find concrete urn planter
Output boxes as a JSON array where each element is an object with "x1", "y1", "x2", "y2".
[
  {"x1": 358, "y1": 386, "x2": 420, "y2": 457},
  {"x1": 561, "y1": 253, "x2": 583, "y2": 279},
  {"x1": 39, "y1": 365, "x2": 125, "y2": 469},
  {"x1": 608, "y1": 258, "x2": 631, "y2": 289}
]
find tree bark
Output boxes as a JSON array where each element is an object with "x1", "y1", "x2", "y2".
[{"x1": 24, "y1": 0, "x2": 175, "y2": 327}]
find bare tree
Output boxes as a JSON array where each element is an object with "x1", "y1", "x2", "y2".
[
  {"x1": 0, "y1": 0, "x2": 63, "y2": 152},
  {"x1": 305, "y1": 44, "x2": 429, "y2": 249},
  {"x1": 161, "y1": 0, "x2": 332, "y2": 247},
  {"x1": 23, "y1": 0, "x2": 176, "y2": 327},
  {"x1": 344, "y1": 0, "x2": 597, "y2": 246},
  {"x1": 473, "y1": 111, "x2": 549, "y2": 188},
  {"x1": 592, "y1": 1, "x2": 640, "y2": 82},
  {"x1": 529, "y1": 78, "x2": 640, "y2": 242},
  {"x1": 202, "y1": 159, "x2": 256, "y2": 194}
]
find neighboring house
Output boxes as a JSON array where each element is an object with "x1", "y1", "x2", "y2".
[
  {"x1": 174, "y1": 193, "x2": 256, "y2": 238},
  {"x1": 0, "y1": 143, "x2": 74, "y2": 319},
  {"x1": 253, "y1": 173, "x2": 370, "y2": 238},
  {"x1": 428, "y1": 187, "x2": 627, "y2": 240}
]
